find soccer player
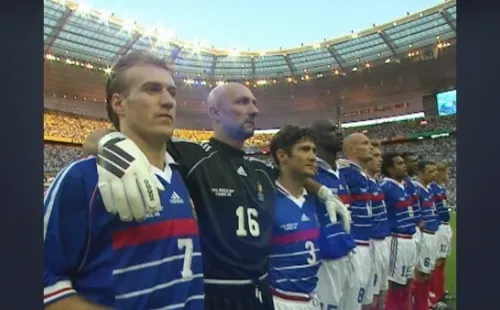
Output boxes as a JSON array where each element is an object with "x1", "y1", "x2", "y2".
[
  {"x1": 89, "y1": 81, "x2": 347, "y2": 310},
  {"x1": 43, "y1": 52, "x2": 204, "y2": 309},
  {"x1": 364, "y1": 146, "x2": 391, "y2": 310},
  {"x1": 339, "y1": 133, "x2": 374, "y2": 309},
  {"x1": 268, "y1": 125, "x2": 322, "y2": 310},
  {"x1": 429, "y1": 163, "x2": 453, "y2": 309},
  {"x1": 380, "y1": 152, "x2": 417, "y2": 310},
  {"x1": 309, "y1": 120, "x2": 357, "y2": 310},
  {"x1": 411, "y1": 160, "x2": 439, "y2": 310}
]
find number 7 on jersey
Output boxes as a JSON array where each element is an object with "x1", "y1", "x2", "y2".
[{"x1": 236, "y1": 206, "x2": 260, "y2": 237}]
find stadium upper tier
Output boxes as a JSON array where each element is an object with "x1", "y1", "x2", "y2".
[{"x1": 44, "y1": 0, "x2": 456, "y2": 81}]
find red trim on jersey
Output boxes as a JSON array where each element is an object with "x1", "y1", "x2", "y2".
[
  {"x1": 395, "y1": 200, "x2": 413, "y2": 208},
  {"x1": 338, "y1": 194, "x2": 350, "y2": 204},
  {"x1": 44, "y1": 287, "x2": 73, "y2": 299},
  {"x1": 420, "y1": 201, "x2": 434, "y2": 207},
  {"x1": 271, "y1": 228, "x2": 319, "y2": 245},
  {"x1": 112, "y1": 218, "x2": 199, "y2": 249},
  {"x1": 371, "y1": 193, "x2": 385, "y2": 201},
  {"x1": 350, "y1": 193, "x2": 372, "y2": 201},
  {"x1": 271, "y1": 288, "x2": 311, "y2": 301},
  {"x1": 392, "y1": 233, "x2": 414, "y2": 239}
]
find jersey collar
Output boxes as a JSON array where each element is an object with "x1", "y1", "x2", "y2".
[
  {"x1": 316, "y1": 157, "x2": 340, "y2": 178},
  {"x1": 210, "y1": 137, "x2": 246, "y2": 157},
  {"x1": 275, "y1": 181, "x2": 308, "y2": 208},
  {"x1": 383, "y1": 177, "x2": 406, "y2": 190},
  {"x1": 151, "y1": 152, "x2": 177, "y2": 184}
]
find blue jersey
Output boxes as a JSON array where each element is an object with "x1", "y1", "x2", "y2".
[
  {"x1": 43, "y1": 156, "x2": 204, "y2": 309},
  {"x1": 269, "y1": 183, "x2": 321, "y2": 295},
  {"x1": 368, "y1": 177, "x2": 390, "y2": 239},
  {"x1": 380, "y1": 178, "x2": 417, "y2": 236},
  {"x1": 429, "y1": 183, "x2": 451, "y2": 223},
  {"x1": 414, "y1": 181, "x2": 440, "y2": 233},
  {"x1": 314, "y1": 159, "x2": 356, "y2": 259},
  {"x1": 340, "y1": 161, "x2": 373, "y2": 243},
  {"x1": 404, "y1": 177, "x2": 421, "y2": 224}
]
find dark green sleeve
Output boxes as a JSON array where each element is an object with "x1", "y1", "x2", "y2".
[{"x1": 167, "y1": 139, "x2": 206, "y2": 178}]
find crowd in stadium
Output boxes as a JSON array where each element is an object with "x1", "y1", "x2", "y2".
[{"x1": 43, "y1": 111, "x2": 456, "y2": 205}]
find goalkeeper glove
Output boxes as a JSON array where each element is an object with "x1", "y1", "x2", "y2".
[
  {"x1": 317, "y1": 185, "x2": 352, "y2": 233},
  {"x1": 97, "y1": 132, "x2": 164, "y2": 221}
]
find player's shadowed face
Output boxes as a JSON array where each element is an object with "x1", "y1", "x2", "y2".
[
  {"x1": 218, "y1": 85, "x2": 258, "y2": 142},
  {"x1": 279, "y1": 139, "x2": 317, "y2": 178},
  {"x1": 422, "y1": 164, "x2": 438, "y2": 184},
  {"x1": 405, "y1": 155, "x2": 418, "y2": 175},
  {"x1": 389, "y1": 156, "x2": 407, "y2": 179},
  {"x1": 113, "y1": 64, "x2": 177, "y2": 140},
  {"x1": 367, "y1": 148, "x2": 383, "y2": 174},
  {"x1": 316, "y1": 122, "x2": 344, "y2": 155}
]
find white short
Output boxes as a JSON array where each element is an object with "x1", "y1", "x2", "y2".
[
  {"x1": 317, "y1": 255, "x2": 356, "y2": 309},
  {"x1": 273, "y1": 294, "x2": 320, "y2": 310},
  {"x1": 387, "y1": 235, "x2": 418, "y2": 285},
  {"x1": 344, "y1": 244, "x2": 373, "y2": 310},
  {"x1": 436, "y1": 224, "x2": 453, "y2": 259},
  {"x1": 416, "y1": 231, "x2": 438, "y2": 274},
  {"x1": 363, "y1": 238, "x2": 391, "y2": 304}
]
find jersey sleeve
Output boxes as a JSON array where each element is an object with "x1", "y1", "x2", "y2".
[
  {"x1": 167, "y1": 139, "x2": 208, "y2": 178},
  {"x1": 246, "y1": 157, "x2": 278, "y2": 181},
  {"x1": 43, "y1": 163, "x2": 90, "y2": 306}
]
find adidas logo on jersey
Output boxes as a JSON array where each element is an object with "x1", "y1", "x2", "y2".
[
  {"x1": 237, "y1": 166, "x2": 247, "y2": 176},
  {"x1": 301, "y1": 214, "x2": 310, "y2": 222},
  {"x1": 170, "y1": 191, "x2": 184, "y2": 204}
]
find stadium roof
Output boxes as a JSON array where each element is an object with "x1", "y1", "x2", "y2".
[{"x1": 44, "y1": 0, "x2": 456, "y2": 81}]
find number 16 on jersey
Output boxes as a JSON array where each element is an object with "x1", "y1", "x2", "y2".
[{"x1": 236, "y1": 206, "x2": 260, "y2": 237}]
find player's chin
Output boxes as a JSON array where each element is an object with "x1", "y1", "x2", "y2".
[
  {"x1": 151, "y1": 124, "x2": 175, "y2": 139},
  {"x1": 303, "y1": 166, "x2": 317, "y2": 176}
]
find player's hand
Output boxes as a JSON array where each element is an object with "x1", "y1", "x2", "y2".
[
  {"x1": 96, "y1": 132, "x2": 164, "y2": 222},
  {"x1": 317, "y1": 186, "x2": 352, "y2": 233}
]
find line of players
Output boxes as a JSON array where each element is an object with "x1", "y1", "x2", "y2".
[
  {"x1": 266, "y1": 124, "x2": 453, "y2": 310},
  {"x1": 43, "y1": 52, "x2": 453, "y2": 310}
]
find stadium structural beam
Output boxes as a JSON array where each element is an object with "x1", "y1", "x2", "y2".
[
  {"x1": 251, "y1": 57, "x2": 256, "y2": 77},
  {"x1": 440, "y1": 10, "x2": 456, "y2": 32},
  {"x1": 44, "y1": 7, "x2": 73, "y2": 52},
  {"x1": 211, "y1": 56, "x2": 218, "y2": 76},
  {"x1": 378, "y1": 31, "x2": 398, "y2": 57},
  {"x1": 326, "y1": 46, "x2": 345, "y2": 70},
  {"x1": 284, "y1": 55, "x2": 296, "y2": 75},
  {"x1": 112, "y1": 33, "x2": 141, "y2": 63},
  {"x1": 168, "y1": 46, "x2": 183, "y2": 65}
]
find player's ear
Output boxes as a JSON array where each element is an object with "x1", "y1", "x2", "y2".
[
  {"x1": 208, "y1": 106, "x2": 221, "y2": 121},
  {"x1": 276, "y1": 149, "x2": 288, "y2": 164},
  {"x1": 111, "y1": 93, "x2": 125, "y2": 118}
]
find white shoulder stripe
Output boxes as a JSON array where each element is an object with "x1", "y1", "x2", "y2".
[{"x1": 44, "y1": 158, "x2": 93, "y2": 241}]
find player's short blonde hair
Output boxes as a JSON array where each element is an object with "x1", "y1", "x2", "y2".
[{"x1": 437, "y1": 162, "x2": 449, "y2": 171}]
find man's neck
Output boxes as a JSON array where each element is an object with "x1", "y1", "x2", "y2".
[
  {"x1": 316, "y1": 149, "x2": 337, "y2": 170},
  {"x1": 418, "y1": 177, "x2": 429, "y2": 187},
  {"x1": 122, "y1": 129, "x2": 167, "y2": 169},
  {"x1": 278, "y1": 171, "x2": 305, "y2": 199},
  {"x1": 347, "y1": 156, "x2": 364, "y2": 168},
  {"x1": 213, "y1": 130, "x2": 245, "y2": 150},
  {"x1": 366, "y1": 170, "x2": 377, "y2": 178}
]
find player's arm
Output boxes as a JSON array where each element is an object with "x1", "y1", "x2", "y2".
[
  {"x1": 304, "y1": 178, "x2": 351, "y2": 232},
  {"x1": 44, "y1": 165, "x2": 109, "y2": 310},
  {"x1": 167, "y1": 139, "x2": 210, "y2": 178}
]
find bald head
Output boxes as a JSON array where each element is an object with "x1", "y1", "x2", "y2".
[
  {"x1": 343, "y1": 133, "x2": 373, "y2": 163},
  {"x1": 82, "y1": 128, "x2": 114, "y2": 156},
  {"x1": 206, "y1": 82, "x2": 258, "y2": 144}
]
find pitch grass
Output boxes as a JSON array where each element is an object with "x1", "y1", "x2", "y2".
[{"x1": 445, "y1": 212, "x2": 457, "y2": 299}]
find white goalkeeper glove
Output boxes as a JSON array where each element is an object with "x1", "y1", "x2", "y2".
[
  {"x1": 96, "y1": 132, "x2": 164, "y2": 222},
  {"x1": 317, "y1": 185, "x2": 352, "y2": 233}
]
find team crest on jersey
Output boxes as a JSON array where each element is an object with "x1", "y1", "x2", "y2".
[
  {"x1": 281, "y1": 222, "x2": 299, "y2": 231},
  {"x1": 257, "y1": 183, "x2": 264, "y2": 201}
]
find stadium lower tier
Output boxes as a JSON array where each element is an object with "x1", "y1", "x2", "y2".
[{"x1": 44, "y1": 135, "x2": 456, "y2": 204}]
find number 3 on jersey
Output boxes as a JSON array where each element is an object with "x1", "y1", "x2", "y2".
[{"x1": 236, "y1": 206, "x2": 260, "y2": 237}]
